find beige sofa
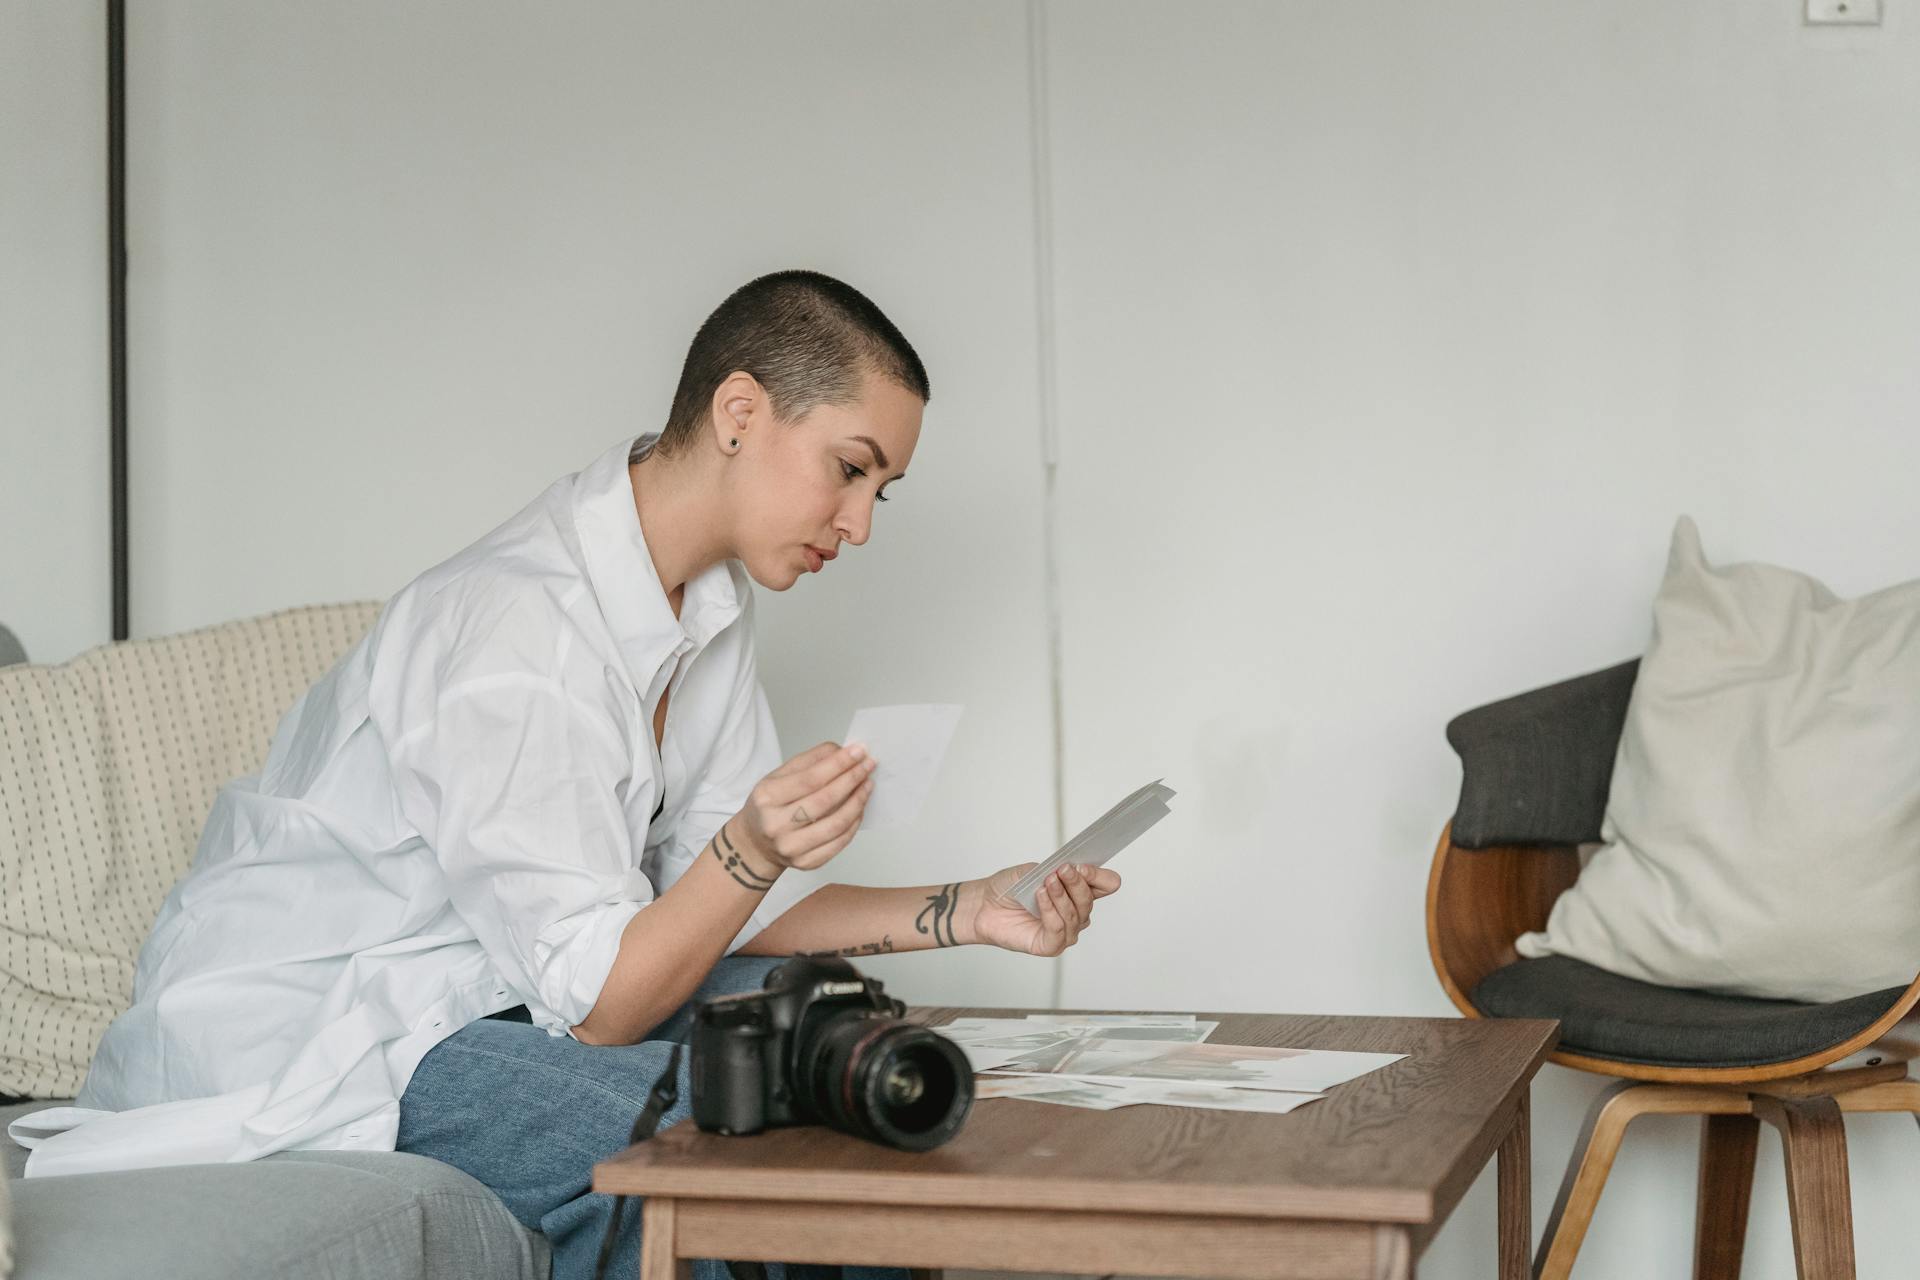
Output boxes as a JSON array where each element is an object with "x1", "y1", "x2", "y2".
[{"x1": 0, "y1": 606, "x2": 547, "y2": 1280}]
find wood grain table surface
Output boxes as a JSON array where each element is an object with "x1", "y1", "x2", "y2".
[{"x1": 595, "y1": 1009, "x2": 1559, "y2": 1280}]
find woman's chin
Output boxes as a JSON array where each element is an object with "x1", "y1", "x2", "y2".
[{"x1": 741, "y1": 557, "x2": 804, "y2": 592}]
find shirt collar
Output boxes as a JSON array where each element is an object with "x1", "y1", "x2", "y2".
[{"x1": 572, "y1": 434, "x2": 743, "y2": 685}]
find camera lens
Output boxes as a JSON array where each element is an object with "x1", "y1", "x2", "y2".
[
  {"x1": 800, "y1": 1013, "x2": 972, "y2": 1152},
  {"x1": 881, "y1": 1062, "x2": 926, "y2": 1107}
]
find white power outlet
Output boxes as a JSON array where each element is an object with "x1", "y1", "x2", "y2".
[{"x1": 1806, "y1": 0, "x2": 1883, "y2": 24}]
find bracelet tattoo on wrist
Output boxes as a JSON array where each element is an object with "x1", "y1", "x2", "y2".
[
  {"x1": 914, "y1": 882, "x2": 964, "y2": 948},
  {"x1": 713, "y1": 821, "x2": 779, "y2": 893}
]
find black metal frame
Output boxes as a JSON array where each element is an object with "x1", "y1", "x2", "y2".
[{"x1": 108, "y1": 0, "x2": 128, "y2": 640}]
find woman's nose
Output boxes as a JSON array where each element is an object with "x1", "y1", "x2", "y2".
[{"x1": 837, "y1": 501, "x2": 873, "y2": 547}]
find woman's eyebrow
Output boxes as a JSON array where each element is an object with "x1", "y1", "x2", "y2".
[{"x1": 850, "y1": 434, "x2": 891, "y2": 472}]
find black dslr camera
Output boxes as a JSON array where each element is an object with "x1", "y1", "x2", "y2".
[{"x1": 690, "y1": 957, "x2": 973, "y2": 1151}]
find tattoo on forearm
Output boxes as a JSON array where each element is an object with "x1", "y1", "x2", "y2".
[
  {"x1": 915, "y1": 882, "x2": 964, "y2": 948},
  {"x1": 796, "y1": 935, "x2": 896, "y2": 958},
  {"x1": 713, "y1": 821, "x2": 777, "y2": 893}
]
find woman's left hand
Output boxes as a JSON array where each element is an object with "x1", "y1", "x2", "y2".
[{"x1": 965, "y1": 862, "x2": 1122, "y2": 957}]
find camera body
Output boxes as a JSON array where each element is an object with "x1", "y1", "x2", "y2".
[{"x1": 690, "y1": 956, "x2": 972, "y2": 1151}]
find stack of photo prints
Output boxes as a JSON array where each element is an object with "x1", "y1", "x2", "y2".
[{"x1": 944, "y1": 1015, "x2": 1404, "y2": 1114}]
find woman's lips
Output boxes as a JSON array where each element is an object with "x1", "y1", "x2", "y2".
[{"x1": 804, "y1": 547, "x2": 825, "y2": 573}]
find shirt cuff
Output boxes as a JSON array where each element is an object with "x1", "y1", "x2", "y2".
[{"x1": 529, "y1": 897, "x2": 648, "y2": 1030}]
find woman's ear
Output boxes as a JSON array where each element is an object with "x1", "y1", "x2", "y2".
[{"x1": 709, "y1": 371, "x2": 762, "y2": 455}]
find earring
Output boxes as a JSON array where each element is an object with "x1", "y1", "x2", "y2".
[{"x1": 728, "y1": 438, "x2": 739, "y2": 451}]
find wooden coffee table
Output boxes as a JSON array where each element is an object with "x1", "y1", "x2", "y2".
[{"x1": 595, "y1": 1009, "x2": 1558, "y2": 1280}]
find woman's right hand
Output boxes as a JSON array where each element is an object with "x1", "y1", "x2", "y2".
[{"x1": 732, "y1": 742, "x2": 877, "y2": 873}]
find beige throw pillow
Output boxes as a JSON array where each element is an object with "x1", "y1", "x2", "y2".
[{"x1": 1516, "y1": 517, "x2": 1920, "y2": 1003}]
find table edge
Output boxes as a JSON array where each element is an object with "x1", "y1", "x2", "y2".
[{"x1": 593, "y1": 1159, "x2": 1439, "y2": 1224}]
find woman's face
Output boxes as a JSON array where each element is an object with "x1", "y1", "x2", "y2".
[{"x1": 726, "y1": 369, "x2": 924, "y2": 591}]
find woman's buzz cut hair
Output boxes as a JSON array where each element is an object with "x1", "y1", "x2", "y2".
[{"x1": 655, "y1": 269, "x2": 930, "y2": 456}]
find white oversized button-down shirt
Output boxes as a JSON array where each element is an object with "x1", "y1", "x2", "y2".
[{"x1": 10, "y1": 434, "x2": 821, "y2": 1177}]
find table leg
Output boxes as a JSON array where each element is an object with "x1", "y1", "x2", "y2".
[
  {"x1": 1377, "y1": 1225, "x2": 1414, "y2": 1279},
  {"x1": 1498, "y1": 1092, "x2": 1531, "y2": 1280},
  {"x1": 642, "y1": 1196, "x2": 693, "y2": 1280}
]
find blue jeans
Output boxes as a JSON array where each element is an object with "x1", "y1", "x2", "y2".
[{"x1": 397, "y1": 956, "x2": 904, "y2": 1280}]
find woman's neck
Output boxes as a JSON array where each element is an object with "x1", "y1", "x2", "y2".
[{"x1": 628, "y1": 450, "x2": 729, "y2": 611}]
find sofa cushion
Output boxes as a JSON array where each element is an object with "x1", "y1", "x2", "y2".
[
  {"x1": 5, "y1": 1098, "x2": 545, "y2": 1280},
  {"x1": 0, "y1": 603, "x2": 381, "y2": 1098}
]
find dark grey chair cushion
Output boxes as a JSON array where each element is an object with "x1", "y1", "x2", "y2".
[
  {"x1": 1446, "y1": 659, "x2": 1638, "y2": 848},
  {"x1": 1473, "y1": 956, "x2": 1908, "y2": 1068}
]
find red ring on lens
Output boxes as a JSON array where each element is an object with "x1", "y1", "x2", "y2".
[{"x1": 838, "y1": 1021, "x2": 900, "y2": 1127}]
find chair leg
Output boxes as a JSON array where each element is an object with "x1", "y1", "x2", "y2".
[
  {"x1": 1752, "y1": 1095, "x2": 1856, "y2": 1280},
  {"x1": 1534, "y1": 1082, "x2": 1750, "y2": 1280},
  {"x1": 1692, "y1": 1113, "x2": 1760, "y2": 1280},
  {"x1": 1830, "y1": 1074, "x2": 1920, "y2": 1139},
  {"x1": 1533, "y1": 1083, "x2": 1646, "y2": 1280},
  {"x1": 1831, "y1": 1076, "x2": 1920, "y2": 1119}
]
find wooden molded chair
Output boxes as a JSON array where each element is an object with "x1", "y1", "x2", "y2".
[{"x1": 1426, "y1": 660, "x2": 1920, "y2": 1280}]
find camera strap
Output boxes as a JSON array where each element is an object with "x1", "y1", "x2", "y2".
[
  {"x1": 591, "y1": 1040, "x2": 687, "y2": 1280},
  {"x1": 590, "y1": 1043, "x2": 837, "y2": 1280}
]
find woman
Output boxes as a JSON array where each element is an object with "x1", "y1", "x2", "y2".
[{"x1": 16, "y1": 271, "x2": 1120, "y2": 1280}]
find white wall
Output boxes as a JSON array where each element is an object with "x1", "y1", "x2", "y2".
[
  {"x1": 1040, "y1": 2, "x2": 1920, "y2": 1277},
  {"x1": 1, "y1": 1, "x2": 110, "y2": 662},
  {"x1": 10, "y1": 1, "x2": 1920, "y2": 1276},
  {"x1": 123, "y1": 0, "x2": 1057, "y2": 1007}
]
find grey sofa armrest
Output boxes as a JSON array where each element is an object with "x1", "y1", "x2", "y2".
[
  {"x1": 0, "y1": 624, "x2": 24, "y2": 668},
  {"x1": 1445, "y1": 658, "x2": 1639, "y2": 848}
]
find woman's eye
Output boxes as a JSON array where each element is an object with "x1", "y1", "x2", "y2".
[{"x1": 841, "y1": 459, "x2": 888, "y2": 502}]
